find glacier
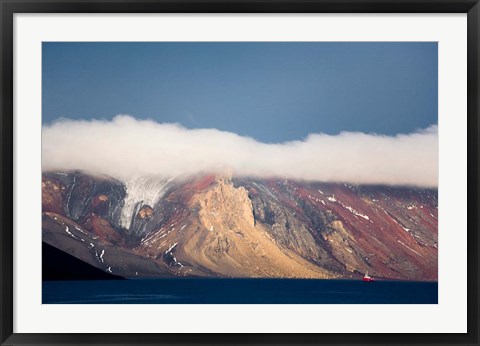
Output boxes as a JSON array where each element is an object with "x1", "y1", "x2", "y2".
[{"x1": 119, "y1": 176, "x2": 176, "y2": 230}]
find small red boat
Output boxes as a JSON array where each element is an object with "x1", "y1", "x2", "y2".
[{"x1": 362, "y1": 271, "x2": 375, "y2": 282}]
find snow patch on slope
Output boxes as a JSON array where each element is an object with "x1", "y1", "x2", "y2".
[{"x1": 119, "y1": 176, "x2": 175, "y2": 229}]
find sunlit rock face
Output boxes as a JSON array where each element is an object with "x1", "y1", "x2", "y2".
[{"x1": 42, "y1": 171, "x2": 437, "y2": 280}]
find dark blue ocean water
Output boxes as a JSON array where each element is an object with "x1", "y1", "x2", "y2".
[{"x1": 42, "y1": 279, "x2": 437, "y2": 304}]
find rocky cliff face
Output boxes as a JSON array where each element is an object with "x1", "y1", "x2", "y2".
[
  {"x1": 236, "y1": 179, "x2": 437, "y2": 280},
  {"x1": 42, "y1": 172, "x2": 126, "y2": 227},
  {"x1": 42, "y1": 171, "x2": 438, "y2": 280}
]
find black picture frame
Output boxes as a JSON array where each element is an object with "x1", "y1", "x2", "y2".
[{"x1": 1, "y1": 1, "x2": 479, "y2": 345}]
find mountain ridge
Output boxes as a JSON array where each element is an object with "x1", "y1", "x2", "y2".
[{"x1": 42, "y1": 171, "x2": 437, "y2": 280}]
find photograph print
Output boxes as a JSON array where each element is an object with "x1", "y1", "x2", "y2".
[{"x1": 41, "y1": 42, "x2": 438, "y2": 304}]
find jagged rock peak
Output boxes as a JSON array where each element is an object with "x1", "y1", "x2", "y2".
[{"x1": 196, "y1": 175, "x2": 255, "y2": 232}]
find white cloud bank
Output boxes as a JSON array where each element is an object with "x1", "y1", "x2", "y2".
[{"x1": 42, "y1": 115, "x2": 438, "y2": 187}]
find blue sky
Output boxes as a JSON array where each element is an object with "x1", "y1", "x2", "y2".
[{"x1": 42, "y1": 42, "x2": 437, "y2": 143}]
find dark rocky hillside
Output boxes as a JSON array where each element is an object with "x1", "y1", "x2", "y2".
[{"x1": 42, "y1": 242, "x2": 124, "y2": 280}]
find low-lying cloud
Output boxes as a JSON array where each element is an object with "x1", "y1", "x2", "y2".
[{"x1": 42, "y1": 115, "x2": 438, "y2": 187}]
